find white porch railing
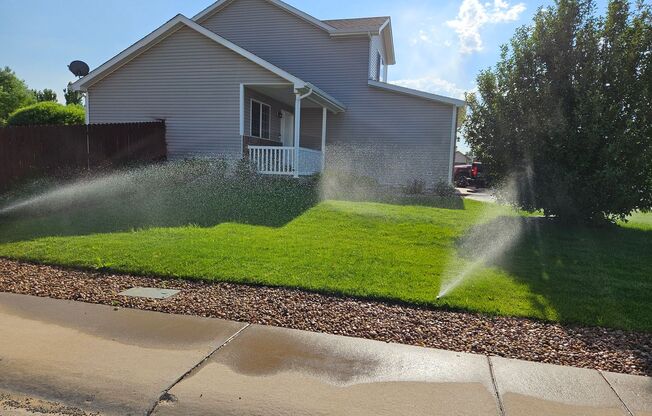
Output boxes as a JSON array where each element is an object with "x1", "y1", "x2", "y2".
[
  {"x1": 248, "y1": 146, "x2": 322, "y2": 176},
  {"x1": 248, "y1": 146, "x2": 295, "y2": 175}
]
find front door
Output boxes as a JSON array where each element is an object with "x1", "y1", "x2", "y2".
[{"x1": 280, "y1": 110, "x2": 294, "y2": 147}]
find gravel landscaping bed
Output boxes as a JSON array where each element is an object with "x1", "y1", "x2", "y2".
[
  {"x1": 0, "y1": 258, "x2": 650, "y2": 376},
  {"x1": 0, "y1": 390, "x2": 98, "y2": 416}
]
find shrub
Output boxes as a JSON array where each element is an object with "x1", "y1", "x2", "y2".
[
  {"x1": 404, "y1": 179, "x2": 426, "y2": 195},
  {"x1": 6, "y1": 102, "x2": 85, "y2": 126},
  {"x1": 234, "y1": 157, "x2": 258, "y2": 180},
  {"x1": 433, "y1": 181, "x2": 457, "y2": 198}
]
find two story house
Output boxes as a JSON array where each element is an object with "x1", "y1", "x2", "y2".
[{"x1": 71, "y1": 0, "x2": 465, "y2": 186}]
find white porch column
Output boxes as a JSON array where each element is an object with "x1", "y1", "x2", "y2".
[
  {"x1": 321, "y1": 107, "x2": 327, "y2": 171},
  {"x1": 293, "y1": 93, "x2": 302, "y2": 178}
]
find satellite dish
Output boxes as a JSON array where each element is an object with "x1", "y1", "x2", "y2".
[{"x1": 68, "y1": 60, "x2": 90, "y2": 77}]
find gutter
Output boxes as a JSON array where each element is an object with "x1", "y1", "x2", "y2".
[{"x1": 297, "y1": 86, "x2": 313, "y2": 100}]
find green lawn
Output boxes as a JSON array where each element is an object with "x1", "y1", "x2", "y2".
[{"x1": 0, "y1": 164, "x2": 650, "y2": 331}]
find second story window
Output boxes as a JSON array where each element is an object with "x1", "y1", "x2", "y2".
[{"x1": 251, "y1": 99, "x2": 271, "y2": 139}]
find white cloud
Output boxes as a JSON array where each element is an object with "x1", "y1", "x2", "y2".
[
  {"x1": 391, "y1": 76, "x2": 468, "y2": 99},
  {"x1": 410, "y1": 28, "x2": 435, "y2": 46},
  {"x1": 447, "y1": 0, "x2": 525, "y2": 53},
  {"x1": 418, "y1": 29, "x2": 431, "y2": 43}
]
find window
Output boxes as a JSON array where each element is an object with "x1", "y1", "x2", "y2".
[{"x1": 250, "y1": 99, "x2": 271, "y2": 139}]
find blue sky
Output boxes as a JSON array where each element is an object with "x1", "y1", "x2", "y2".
[{"x1": 2, "y1": 0, "x2": 608, "y2": 150}]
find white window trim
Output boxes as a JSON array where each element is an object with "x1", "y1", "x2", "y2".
[{"x1": 250, "y1": 98, "x2": 272, "y2": 140}]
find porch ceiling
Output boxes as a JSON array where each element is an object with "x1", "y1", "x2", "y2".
[
  {"x1": 247, "y1": 84, "x2": 346, "y2": 113},
  {"x1": 248, "y1": 85, "x2": 317, "y2": 109}
]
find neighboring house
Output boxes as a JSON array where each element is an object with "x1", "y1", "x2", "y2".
[
  {"x1": 455, "y1": 151, "x2": 472, "y2": 165},
  {"x1": 71, "y1": 0, "x2": 465, "y2": 185}
]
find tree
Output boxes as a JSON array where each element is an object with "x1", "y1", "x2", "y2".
[
  {"x1": 6, "y1": 102, "x2": 85, "y2": 126},
  {"x1": 464, "y1": 0, "x2": 652, "y2": 223},
  {"x1": 0, "y1": 67, "x2": 35, "y2": 125},
  {"x1": 63, "y1": 83, "x2": 83, "y2": 105},
  {"x1": 32, "y1": 88, "x2": 58, "y2": 103}
]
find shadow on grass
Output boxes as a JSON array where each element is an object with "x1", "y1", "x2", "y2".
[
  {"x1": 459, "y1": 216, "x2": 652, "y2": 331},
  {"x1": 456, "y1": 216, "x2": 652, "y2": 372},
  {"x1": 0, "y1": 160, "x2": 466, "y2": 243},
  {"x1": 0, "y1": 163, "x2": 321, "y2": 243}
]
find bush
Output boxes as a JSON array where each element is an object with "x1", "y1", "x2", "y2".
[
  {"x1": 433, "y1": 181, "x2": 457, "y2": 198},
  {"x1": 6, "y1": 102, "x2": 85, "y2": 126},
  {"x1": 404, "y1": 179, "x2": 426, "y2": 195}
]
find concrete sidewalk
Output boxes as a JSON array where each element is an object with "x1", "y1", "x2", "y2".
[
  {"x1": 457, "y1": 187, "x2": 498, "y2": 203},
  {"x1": 0, "y1": 293, "x2": 649, "y2": 416}
]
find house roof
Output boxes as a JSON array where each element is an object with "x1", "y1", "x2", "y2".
[
  {"x1": 323, "y1": 16, "x2": 395, "y2": 65},
  {"x1": 368, "y1": 80, "x2": 466, "y2": 108},
  {"x1": 194, "y1": 0, "x2": 335, "y2": 31},
  {"x1": 322, "y1": 16, "x2": 390, "y2": 32},
  {"x1": 70, "y1": 14, "x2": 345, "y2": 113},
  {"x1": 193, "y1": 0, "x2": 396, "y2": 64}
]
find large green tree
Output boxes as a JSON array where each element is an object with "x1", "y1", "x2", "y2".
[
  {"x1": 63, "y1": 83, "x2": 83, "y2": 105},
  {"x1": 0, "y1": 67, "x2": 35, "y2": 125},
  {"x1": 32, "y1": 88, "x2": 58, "y2": 103},
  {"x1": 465, "y1": 0, "x2": 652, "y2": 223}
]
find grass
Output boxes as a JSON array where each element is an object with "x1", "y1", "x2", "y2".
[
  {"x1": 0, "y1": 163, "x2": 650, "y2": 331},
  {"x1": 623, "y1": 210, "x2": 652, "y2": 230}
]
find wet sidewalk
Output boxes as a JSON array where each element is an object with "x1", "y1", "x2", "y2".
[{"x1": 0, "y1": 292, "x2": 649, "y2": 416}]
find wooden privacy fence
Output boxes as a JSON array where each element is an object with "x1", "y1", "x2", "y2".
[{"x1": 0, "y1": 122, "x2": 166, "y2": 189}]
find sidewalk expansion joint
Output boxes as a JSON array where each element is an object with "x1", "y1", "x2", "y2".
[
  {"x1": 145, "y1": 323, "x2": 252, "y2": 416},
  {"x1": 487, "y1": 356, "x2": 506, "y2": 416},
  {"x1": 598, "y1": 370, "x2": 634, "y2": 416}
]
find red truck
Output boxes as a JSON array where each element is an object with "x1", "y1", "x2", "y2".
[{"x1": 453, "y1": 162, "x2": 487, "y2": 188}]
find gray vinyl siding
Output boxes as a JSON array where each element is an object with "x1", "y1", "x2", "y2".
[
  {"x1": 88, "y1": 26, "x2": 287, "y2": 158},
  {"x1": 298, "y1": 107, "x2": 323, "y2": 150},
  {"x1": 200, "y1": 0, "x2": 455, "y2": 185}
]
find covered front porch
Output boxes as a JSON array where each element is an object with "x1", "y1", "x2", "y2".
[{"x1": 240, "y1": 83, "x2": 345, "y2": 177}]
